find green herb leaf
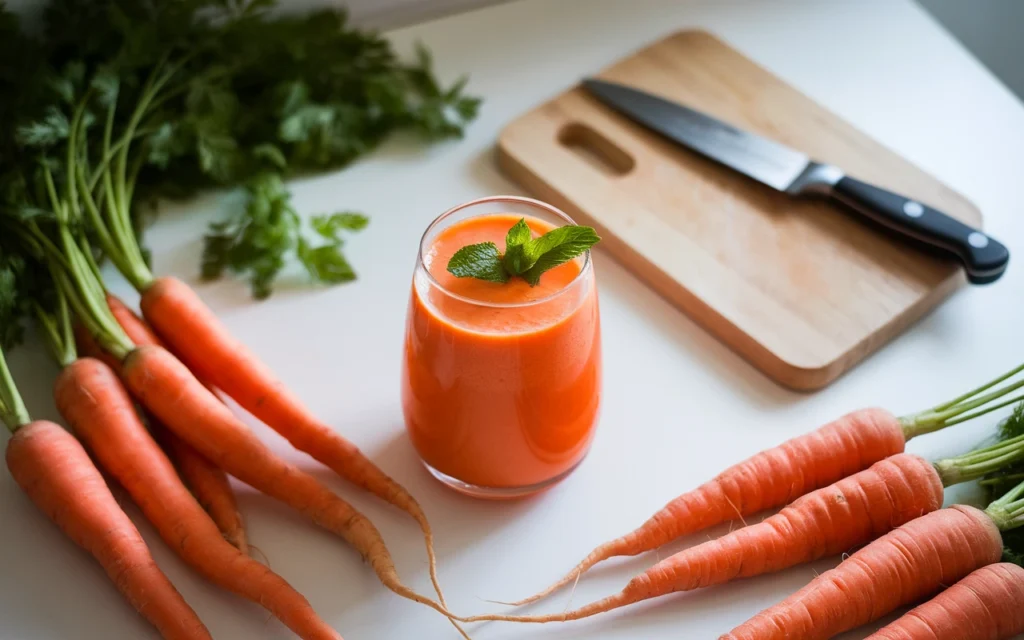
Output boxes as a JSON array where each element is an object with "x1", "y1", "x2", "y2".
[
  {"x1": 252, "y1": 143, "x2": 288, "y2": 170},
  {"x1": 311, "y1": 212, "x2": 369, "y2": 239},
  {"x1": 297, "y1": 238, "x2": 356, "y2": 285},
  {"x1": 197, "y1": 129, "x2": 244, "y2": 183},
  {"x1": 520, "y1": 225, "x2": 599, "y2": 286},
  {"x1": 4, "y1": 0, "x2": 482, "y2": 299},
  {"x1": 147, "y1": 121, "x2": 192, "y2": 170},
  {"x1": 447, "y1": 242, "x2": 508, "y2": 283},
  {"x1": 984, "y1": 400, "x2": 1024, "y2": 565},
  {"x1": 16, "y1": 106, "x2": 70, "y2": 148},
  {"x1": 505, "y1": 218, "x2": 531, "y2": 248},
  {"x1": 201, "y1": 172, "x2": 365, "y2": 298},
  {"x1": 91, "y1": 67, "x2": 120, "y2": 108},
  {"x1": 501, "y1": 218, "x2": 533, "y2": 274},
  {"x1": 1000, "y1": 402, "x2": 1024, "y2": 440},
  {"x1": 448, "y1": 219, "x2": 599, "y2": 286}
]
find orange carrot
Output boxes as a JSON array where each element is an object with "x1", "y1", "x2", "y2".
[
  {"x1": 75, "y1": 303, "x2": 248, "y2": 554},
  {"x1": 502, "y1": 408, "x2": 906, "y2": 605},
  {"x1": 108, "y1": 293, "x2": 248, "y2": 553},
  {"x1": 497, "y1": 356, "x2": 1024, "y2": 608},
  {"x1": 39, "y1": 229, "x2": 463, "y2": 633},
  {"x1": 141, "y1": 275, "x2": 447, "y2": 606},
  {"x1": 6, "y1": 420, "x2": 212, "y2": 640},
  {"x1": 149, "y1": 423, "x2": 248, "y2": 554},
  {"x1": 55, "y1": 358, "x2": 343, "y2": 640},
  {"x1": 866, "y1": 562, "x2": 1024, "y2": 640},
  {"x1": 721, "y1": 505, "x2": 1005, "y2": 640},
  {"x1": 459, "y1": 453, "x2": 944, "y2": 624},
  {"x1": 118, "y1": 343, "x2": 460, "y2": 626}
]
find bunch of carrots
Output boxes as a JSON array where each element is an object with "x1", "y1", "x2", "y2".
[
  {"x1": 446, "y1": 369, "x2": 1024, "y2": 638},
  {"x1": 0, "y1": 14, "x2": 470, "y2": 640}
]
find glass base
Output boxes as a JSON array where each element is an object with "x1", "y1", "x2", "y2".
[{"x1": 422, "y1": 457, "x2": 588, "y2": 500}]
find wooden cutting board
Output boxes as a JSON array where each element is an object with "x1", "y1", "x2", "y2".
[{"x1": 497, "y1": 30, "x2": 982, "y2": 391}]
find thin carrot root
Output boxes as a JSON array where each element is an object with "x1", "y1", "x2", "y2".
[
  {"x1": 865, "y1": 562, "x2": 1024, "y2": 640},
  {"x1": 505, "y1": 408, "x2": 905, "y2": 607},
  {"x1": 140, "y1": 276, "x2": 449, "y2": 609},
  {"x1": 6, "y1": 420, "x2": 212, "y2": 640},
  {"x1": 56, "y1": 358, "x2": 342, "y2": 640},
  {"x1": 458, "y1": 453, "x2": 944, "y2": 624},
  {"x1": 151, "y1": 422, "x2": 249, "y2": 555},
  {"x1": 85, "y1": 294, "x2": 249, "y2": 554},
  {"x1": 721, "y1": 505, "x2": 1004, "y2": 640},
  {"x1": 119, "y1": 344, "x2": 459, "y2": 625}
]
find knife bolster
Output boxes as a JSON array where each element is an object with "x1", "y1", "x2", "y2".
[{"x1": 787, "y1": 162, "x2": 844, "y2": 196}]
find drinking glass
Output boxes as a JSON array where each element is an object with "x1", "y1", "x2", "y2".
[{"x1": 400, "y1": 196, "x2": 602, "y2": 499}]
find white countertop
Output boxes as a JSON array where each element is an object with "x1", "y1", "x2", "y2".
[{"x1": 3, "y1": 1, "x2": 1024, "y2": 638}]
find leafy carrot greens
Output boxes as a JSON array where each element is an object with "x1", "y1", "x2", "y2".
[
  {"x1": 984, "y1": 401, "x2": 1024, "y2": 566},
  {"x1": 3, "y1": 0, "x2": 480, "y2": 298}
]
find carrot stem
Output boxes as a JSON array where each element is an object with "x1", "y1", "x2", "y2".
[
  {"x1": 943, "y1": 393, "x2": 1024, "y2": 427},
  {"x1": 64, "y1": 97, "x2": 88, "y2": 225},
  {"x1": 980, "y1": 472, "x2": 1024, "y2": 486},
  {"x1": 105, "y1": 62, "x2": 178, "y2": 290},
  {"x1": 35, "y1": 225, "x2": 133, "y2": 361},
  {"x1": 930, "y1": 362, "x2": 1024, "y2": 413},
  {"x1": 933, "y1": 429, "x2": 1024, "y2": 485},
  {"x1": 986, "y1": 478, "x2": 1024, "y2": 528},
  {"x1": 0, "y1": 346, "x2": 29, "y2": 433},
  {"x1": 31, "y1": 280, "x2": 76, "y2": 368},
  {"x1": 900, "y1": 366, "x2": 1024, "y2": 439}
]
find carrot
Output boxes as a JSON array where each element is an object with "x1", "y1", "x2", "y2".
[
  {"x1": 503, "y1": 360, "x2": 1024, "y2": 607},
  {"x1": 720, "y1": 505, "x2": 1006, "y2": 640},
  {"x1": 502, "y1": 408, "x2": 905, "y2": 604},
  {"x1": 459, "y1": 453, "x2": 945, "y2": 624},
  {"x1": 22, "y1": 216, "x2": 465, "y2": 634},
  {"x1": 149, "y1": 423, "x2": 248, "y2": 554},
  {"x1": 1, "y1": 292, "x2": 210, "y2": 640},
  {"x1": 55, "y1": 357, "x2": 343, "y2": 640},
  {"x1": 462, "y1": 424, "x2": 1024, "y2": 626},
  {"x1": 74, "y1": 301, "x2": 248, "y2": 554},
  {"x1": 141, "y1": 275, "x2": 447, "y2": 607},
  {"x1": 6, "y1": 420, "x2": 212, "y2": 639},
  {"x1": 118, "y1": 342, "x2": 463, "y2": 629},
  {"x1": 866, "y1": 562, "x2": 1024, "y2": 640}
]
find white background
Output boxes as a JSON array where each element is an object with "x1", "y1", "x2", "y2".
[{"x1": 3, "y1": 1, "x2": 1024, "y2": 639}]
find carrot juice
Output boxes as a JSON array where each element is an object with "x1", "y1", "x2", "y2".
[{"x1": 401, "y1": 196, "x2": 601, "y2": 498}]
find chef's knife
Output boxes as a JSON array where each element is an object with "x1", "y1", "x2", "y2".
[{"x1": 582, "y1": 78, "x2": 1009, "y2": 284}]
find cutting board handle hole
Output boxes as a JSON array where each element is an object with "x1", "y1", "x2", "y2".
[{"x1": 558, "y1": 123, "x2": 635, "y2": 176}]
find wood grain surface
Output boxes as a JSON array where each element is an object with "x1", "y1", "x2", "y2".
[{"x1": 497, "y1": 29, "x2": 982, "y2": 390}]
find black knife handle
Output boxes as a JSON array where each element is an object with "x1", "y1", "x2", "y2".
[{"x1": 830, "y1": 176, "x2": 1009, "y2": 284}]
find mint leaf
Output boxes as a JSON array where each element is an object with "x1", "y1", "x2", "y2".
[
  {"x1": 447, "y1": 242, "x2": 508, "y2": 283},
  {"x1": 446, "y1": 220, "x2": 599, "y2": 285},
  {"x1": 505, "y1": 218, "x2": 531, "y2": 248},
  {"x1": 521, "y1": 226, "x2": 600, "y2": 286},
  {"x1": 502, "y1": 218, "x2": 533, "y2": 274}
]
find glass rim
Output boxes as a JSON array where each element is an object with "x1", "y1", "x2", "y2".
[{"x1": 417, "y1": 195, "x2": 593, "y2": 309}]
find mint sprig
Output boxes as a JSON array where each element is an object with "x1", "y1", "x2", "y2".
[{"x1": 446, "y1": 218, "x2": 600, "y2": 286}]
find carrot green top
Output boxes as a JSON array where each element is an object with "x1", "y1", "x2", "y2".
[
  {"x1": 0, "y1": 344, "x2": 29, "y2": 432},
  {"x1": 0, "y1": 251, "x2": 30, "y2": 432},
  {"x1": 445, "y1": 215, "x2": 599, "y2": 287}
]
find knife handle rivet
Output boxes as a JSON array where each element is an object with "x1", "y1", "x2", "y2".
[
  {"x1": 968, "y1": 232, "x2": 990, "y2": 249},
  {"x1": 902, "y1": 201, "x2": 925, "y2": 218}
]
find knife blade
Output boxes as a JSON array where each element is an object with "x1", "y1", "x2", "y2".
[{"x1": 582, "y1": 78, "x2": 1009, "y2": 284}]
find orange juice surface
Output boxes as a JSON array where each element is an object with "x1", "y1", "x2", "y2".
[{"x1": 401, "y1": 214, "x2": 601, "y2": 490}]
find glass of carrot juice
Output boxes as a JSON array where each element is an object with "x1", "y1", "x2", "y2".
[{"x1": 401, "y1": 195, "x2": 602, "y2": 499}]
